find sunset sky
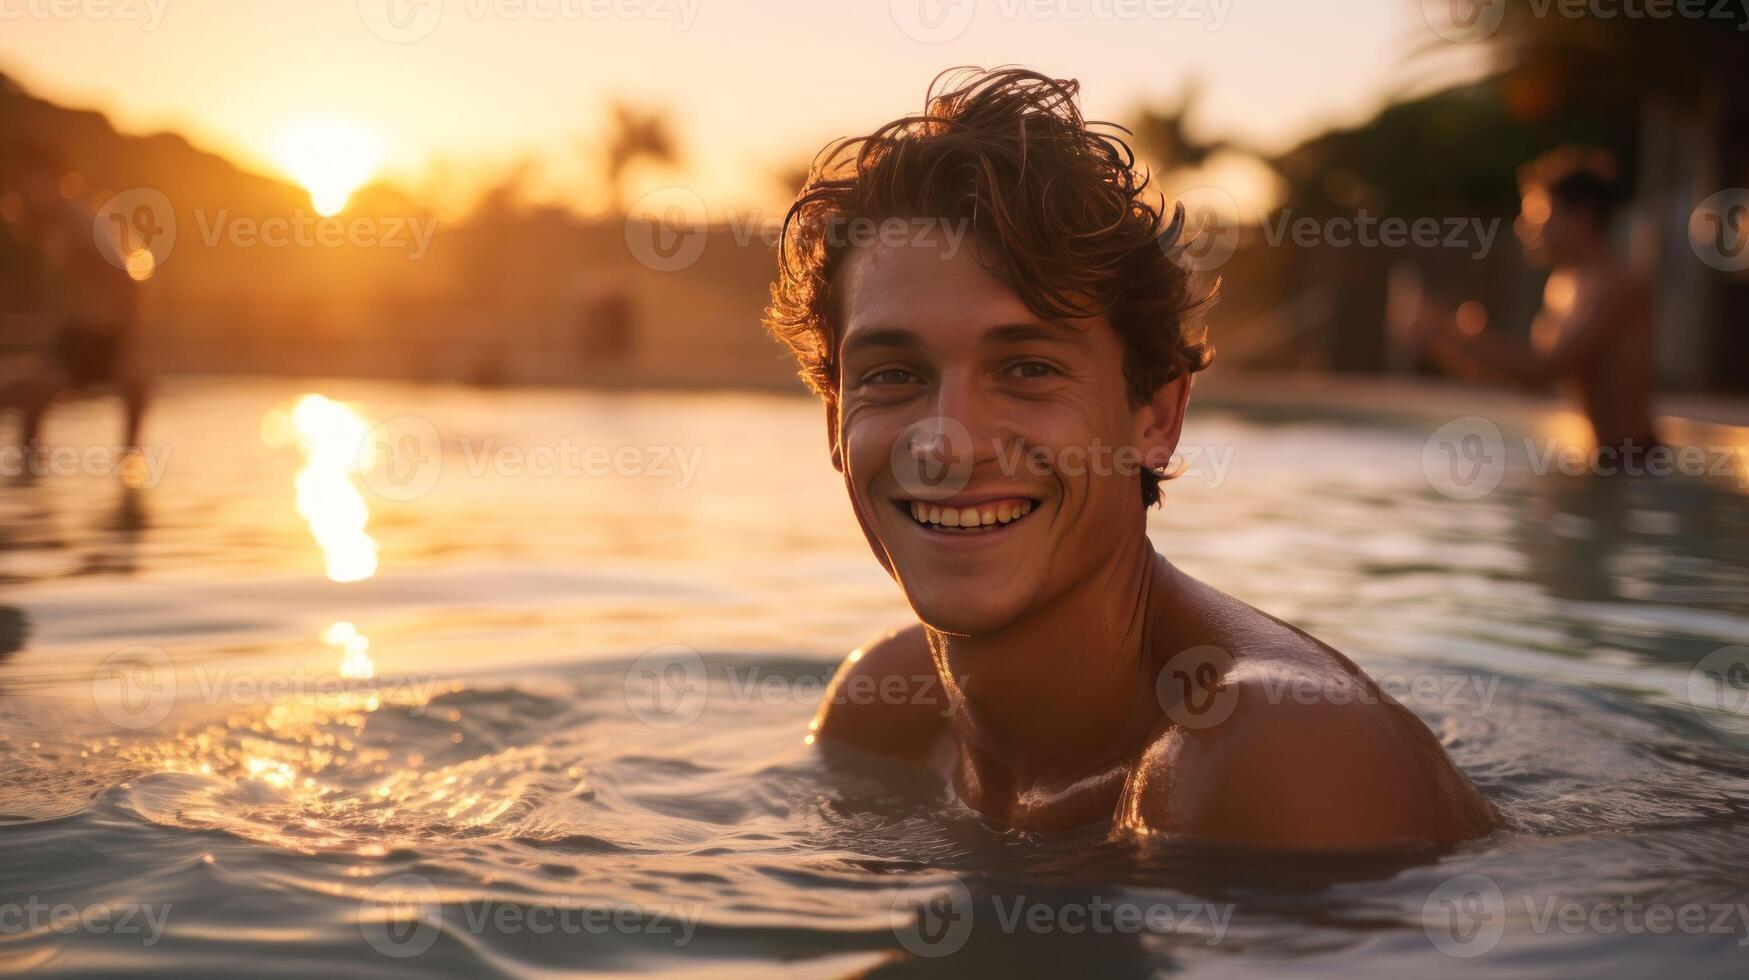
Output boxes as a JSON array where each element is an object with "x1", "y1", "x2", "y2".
[{"x1": 0, "y1": 0, "x2": 1490, "y2": 218}]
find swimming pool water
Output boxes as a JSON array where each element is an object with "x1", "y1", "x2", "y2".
[{"x1": 3, "y1": 377, "x2": 1748, "y2": 977}]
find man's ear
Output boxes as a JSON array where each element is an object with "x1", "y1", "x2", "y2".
[
  {"x1": 1134, "y1": 373, "x2": 1192, "y2": 471},
  {"x1": 825, "y1": 399, "x2": 844, "y2": 472}
]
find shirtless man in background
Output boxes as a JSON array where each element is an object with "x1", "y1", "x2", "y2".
[
  {"x1": 2, "y1": 143, "x2": 150, "y2": 457},
  {"x1": 1414, "y1": 149, "x2": 1659, "y2": 456}
]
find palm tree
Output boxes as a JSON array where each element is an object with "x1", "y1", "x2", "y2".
[
  {"x1": 1129, "y1": 82, "x2": 1226, "y2": 174},
  {"x1": 601, "y1": 104, "x2": 678, "y2": 214}
]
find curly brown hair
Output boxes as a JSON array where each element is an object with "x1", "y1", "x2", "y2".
[{"x1": 764, "y1": 67, "x2": 1216, "y2": 506}]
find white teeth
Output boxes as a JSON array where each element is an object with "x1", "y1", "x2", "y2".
[{"x1": 905, "y1": 499, "x2": 1038, "y2": 529}]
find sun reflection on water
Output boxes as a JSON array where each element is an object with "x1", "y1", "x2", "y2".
[
  {"x1": 324, "y1": 621, "x2": 376, "y2": 681},
  {"x1": 278, "y1": 395, "x2": 380, "y2": 583}
]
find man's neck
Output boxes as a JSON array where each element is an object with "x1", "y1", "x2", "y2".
[{"x1": 926, "y1": 535, "x2": 1168, "y2": 789}]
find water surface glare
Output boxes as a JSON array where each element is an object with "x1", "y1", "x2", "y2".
[{"x1": 3, "y1": 377, "x2": 1749, "y2": 977}]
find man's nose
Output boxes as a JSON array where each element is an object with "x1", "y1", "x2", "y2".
[
  {"x1": 929, "y1": 372, "x2": 988, "y2": 435},
  {"x1": 913, "y1": 374, "x2": 1001, "y2": 464}
]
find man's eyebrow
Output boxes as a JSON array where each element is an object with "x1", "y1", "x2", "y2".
[
  {"x1": 984, "y1": 321, "x2": 1086, "y2": 347},
  {"x1": 840, "y1": 326, "x2": 919, "y2": 357}
]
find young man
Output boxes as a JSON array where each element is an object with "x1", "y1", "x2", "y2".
[
  {"x1": 1413, "y1": 149, "x2": 1658, "y2": 457},
  {"x1": 765, "y1": 69, "x2": 1496, "y2": 850}
]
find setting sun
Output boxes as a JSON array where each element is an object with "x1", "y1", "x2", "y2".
[{"x1": 274, "y1": 120, "x2": 380, "y2": 217}]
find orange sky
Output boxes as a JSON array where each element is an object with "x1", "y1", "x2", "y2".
[{"x1": 0, "y1": 0, "x2": 1489, "y2": 218}]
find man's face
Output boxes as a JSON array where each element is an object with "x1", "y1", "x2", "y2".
[{"x1": 832, "y1": 233, "x2": 1181, "y2": 636}]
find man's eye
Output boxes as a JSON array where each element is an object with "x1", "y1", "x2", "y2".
[
  {"x1": 864, "y1": 368, "x2": 917, "y2": 386},
  {"x1": 1007, "y1": 361, "x2": 1058, "y2": 380}
]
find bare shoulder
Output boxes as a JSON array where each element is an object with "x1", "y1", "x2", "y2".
[
  {"x1": 1121, "y1": 588, "x2": 1497, "y2": 850},
  {"x1": 808, "y1": 624, "x2": 953, "y2": 764}
]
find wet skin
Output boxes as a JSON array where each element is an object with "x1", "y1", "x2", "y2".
[{"x1": 809, "y1": 235, "x2": 1498, "y2": 850}]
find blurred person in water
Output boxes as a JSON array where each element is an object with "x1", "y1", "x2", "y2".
[
  {"x1": 1410, "y1": 149, "x2": 1660, "y2": 460},
  {"x1": 764, "y1": 68, "x2": 1497, "y2": 849},
  {"x1": 0, "y1": 142, "x2": 150, "y2": 458}
]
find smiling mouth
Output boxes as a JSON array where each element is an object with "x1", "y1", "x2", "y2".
[{"x1": 898, "y1": 496, "x2": 1039, "y2": 533}]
